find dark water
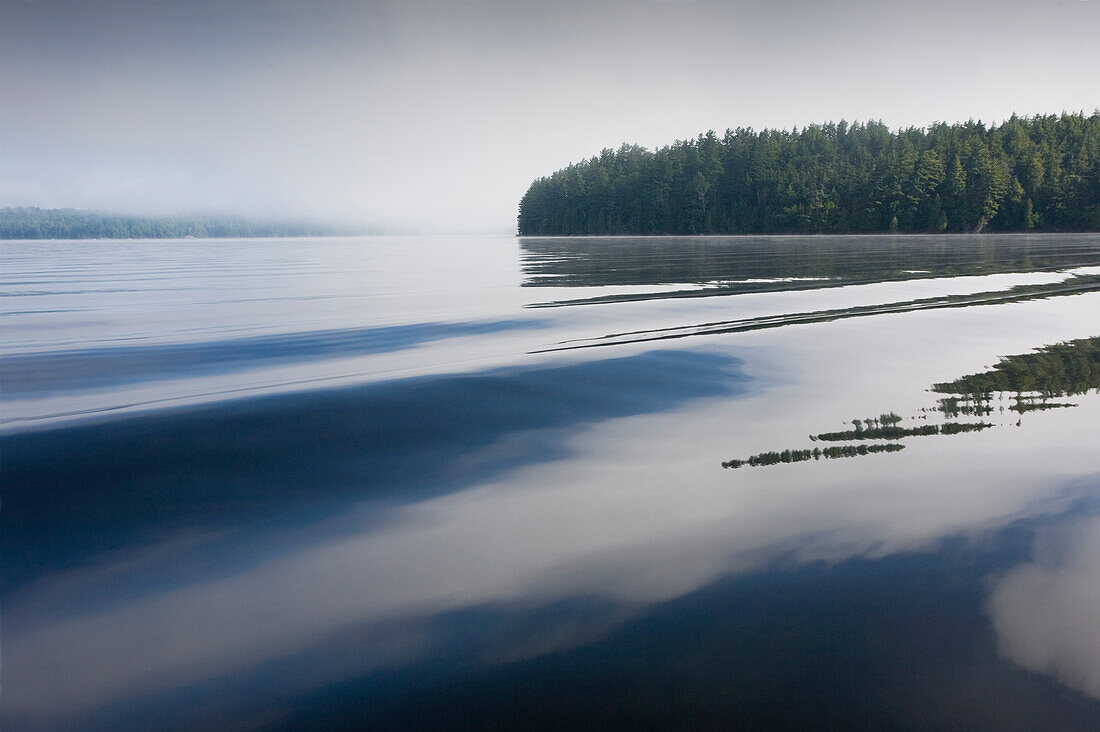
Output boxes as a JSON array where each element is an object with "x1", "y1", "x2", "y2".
[{"x1": 4, "y1": 234, "x2": 1100, "y2": 729}]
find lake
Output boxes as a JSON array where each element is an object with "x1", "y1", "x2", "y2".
[{"x1": 4, "y1": 233, "x2": 1100, "y2": 729}]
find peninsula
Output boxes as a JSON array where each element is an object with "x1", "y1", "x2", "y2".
[
  {"x1": 518, "y1": 113, "x2": 1099, "y2": 236},
  {"x1": 0, "y1": 208, "x2": 368, "y2": 239}
]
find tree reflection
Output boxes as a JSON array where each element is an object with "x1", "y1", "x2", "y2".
[
  {"x1": 723, "y1": 336, "x2": 1100, "y2": 471},
  {"x1": 521, "y1": 234, "x2": 1100, "y2": 307}
]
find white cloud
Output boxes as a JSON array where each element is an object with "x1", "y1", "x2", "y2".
[{"x1": 989, "y1": 515, "x2": 1100, "y2": 699}]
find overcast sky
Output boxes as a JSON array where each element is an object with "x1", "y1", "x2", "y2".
[{"x1": 1, "y1": 0, "x2": 1097, "y2": 232}]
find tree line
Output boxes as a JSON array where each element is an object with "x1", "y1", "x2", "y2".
[
  {"x1": 518, "y1": 112, "x2": 1100, "y2": 235},
  {"x1": 0, "y1": 208, "x2": 366, "y2": 239},
  {"x1": 934, "y1": 335, "x2": 1100, "y2": 398}
]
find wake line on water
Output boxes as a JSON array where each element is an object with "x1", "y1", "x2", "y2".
[
  {"x1": 530, "y1": 275, "x2": 1100, "y2": 354},
  {"x1": 523, "y1": 261, "x2": 1100, "y2": 309}
]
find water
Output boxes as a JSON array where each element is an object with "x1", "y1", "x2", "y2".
[{"x1": 4, "y1": 234, "x2": 1100, "y2": 729}]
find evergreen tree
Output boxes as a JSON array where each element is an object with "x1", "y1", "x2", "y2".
[{"x1": 518, "y1": 112, "x2": 1100, "y2": 236}]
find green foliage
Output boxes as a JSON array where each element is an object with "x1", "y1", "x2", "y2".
[
  {"x1": 0, "y1": 208, "x2": 358, "y2": 239},
  {"x1": 934, "y1": 336, "x2": 1100, "y2": 398},
  {"x1": 724, "y1": 337, "x2": 1100, "y2": 473},
  {"x1": 813, "y1": 420, "x2": 990, "y2": 441},
  {"x1": 815, "y1": 423, "x2": 939, "y2": 441},
  {"x1": 722, "y1": 443, "x2": 904, "y2": 469},
  {"x1": 519, "y1": 112, "x2": 1100, "y2": 235}
]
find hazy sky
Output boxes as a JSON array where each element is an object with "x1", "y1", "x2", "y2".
[{"x1": 1, "y1": 0, "x2": 1097, "y2": 232}]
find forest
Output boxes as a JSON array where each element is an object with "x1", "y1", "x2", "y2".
[
  {"x1": 518, "y1": 112, "x2": 1100, "y2": 235},
  {"x1": 0, "y1": 208, "x2": 359, "y2": 239}
]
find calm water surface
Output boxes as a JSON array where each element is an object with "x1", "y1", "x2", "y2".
[{"x1": 4, "y1": 234, "x2": 1100, "y2": 729}]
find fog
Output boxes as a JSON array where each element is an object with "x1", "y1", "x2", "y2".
[{"x1": 2, "y1": 0, "x2": 1097, "y2": 232}]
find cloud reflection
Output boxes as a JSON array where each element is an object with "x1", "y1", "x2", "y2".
[
  {"x1": 7, "y1": 390, "x2": 1100, "y2": 725},
  {"x1": 9, "y1": 293, "x2": 1100, "y2": 728},
  {"x1": 989, "y1": 513, "x2": 1100, "y2": 700}
]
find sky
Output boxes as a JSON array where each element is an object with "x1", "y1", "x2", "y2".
[{"x1": 1, "y1": 0, "x2": 1097, "y2": 233}]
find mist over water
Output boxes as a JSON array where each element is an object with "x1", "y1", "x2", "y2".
[
  {"x1": 5, "y1": 233, "x2": 1100, "y2": 729},
  {"x1": 3, "y1": 1, "x2": 1098, "y2": 231}
]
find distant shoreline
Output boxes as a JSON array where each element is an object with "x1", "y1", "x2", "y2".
[
  {"x1": 0, "y1": 234, "x2": 372, "y2": 241},
  {"x1": 7, "y1": 231, "x2": 1099, "y2": 241},
  {"x1": 0, "y1": 207, "x2": 377, "y2": 240}
]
